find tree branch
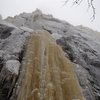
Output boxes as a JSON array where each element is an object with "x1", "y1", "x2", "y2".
[
  {"x1": 90, "y1": 0, "x2": 95, "y2": 21},
  {"x1": 64, "y1": 0, "x2": 96, "y2": 20}
]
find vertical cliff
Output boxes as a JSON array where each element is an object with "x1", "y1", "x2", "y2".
[
  {"x1": 0, "y1": 9, "x2": 100, "y2": 99},
  {"x1": 11, "y1": 30, "x2": 84, "y2": 100}
]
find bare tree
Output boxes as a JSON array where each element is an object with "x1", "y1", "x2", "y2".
[{"x1": 64, "y1": 0, "x2": 95, "y2": 21}]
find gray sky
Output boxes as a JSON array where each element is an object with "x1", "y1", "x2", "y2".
[{"x1": 0, "y1": 0, "x2": 100, "y2": 31}]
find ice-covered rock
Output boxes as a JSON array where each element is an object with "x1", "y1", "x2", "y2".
[
  {"x1": 57, "y1": 33, "x2": 100, "y2": 100},
  {"x1": 0, "y1": 15, "x2": 2, "y2": 20},
  {"x1": 5, "y1": 60, "x2": 20, "y2": 75},
  {"x1": 52, "y1": 33, "x2": 62, "y2": 40},
  {"x1": 0, "y1": 9, "x2": 99, "y2": 99},
  {"x1": 20, "y1": 26, "x2": 34, "y2": 33}
]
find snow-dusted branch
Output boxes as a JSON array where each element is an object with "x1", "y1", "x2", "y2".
[{"x1": 64, "y1": 0, "x2": 95, "y2": 20}]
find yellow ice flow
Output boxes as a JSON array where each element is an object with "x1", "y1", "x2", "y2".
[{"x1": 17, "y1": 30, "x2": 85, "y2": 100}]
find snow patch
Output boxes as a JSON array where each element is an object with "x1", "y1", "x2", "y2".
[
  {"x1": 20, "y1": 26, "x2": 34, "y2": 33},
  {"x1": 0, "y1": 20, "x2": 17, "y2": 28},
  {"x1": 5, "y1": 60, "x2": 20, "y2": 75},
  {"x1": 52, "y1": 33, "x2": 62, "y2": 40}
]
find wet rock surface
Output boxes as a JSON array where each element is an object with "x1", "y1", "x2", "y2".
[{"x1": 0, "y1": 9, "x2": 100, "y2": 99}]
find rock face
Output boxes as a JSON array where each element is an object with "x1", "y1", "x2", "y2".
[
  {"x1": 0, "y1": 9, "x2": 100, "y2": 99},
  {"x1": 0, "y1": 19, "x2": 33, "y2": 100},
  {"x1": 0, "y1": 15, "x2": 2, "y2": 20},
  {"x1": 5, "y1": 60, "x2": 20, "y2": 75},
  {"x1": 12, "y1": 31, "x2": 84, "y2": 100}
]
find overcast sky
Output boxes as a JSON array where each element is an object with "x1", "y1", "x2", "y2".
[{"x1": 0, "y1": 0, "x2": 100, "y2": 31}]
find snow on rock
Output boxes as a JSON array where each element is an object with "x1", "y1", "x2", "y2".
[
  {"x1": 0, "y1": 9, "x2": 99, "y2": 99},
  {"x1": 1, "y1": 29, "x2": 25, "y2": 54},
  {"x1": 76, "y1": 25, "x2": 100, "y2": 42},
  {"x1": 20, "y1": 26, "x2": 34, "y2": 33},
  {"x1": 57, "y1": 34, "x2": 100, "y2": 100},
  {"x1": 0, "y1": 20, "x2": 17, "y2": 29},
  {"x1": 0, "y1": 15, "x2": 2, "y2": 20},
  {"x1": 52, "y1": 33, "x2": 62, "y2": 40},
  {"x1": 5, "y1": 60, "x2": 20, "y2": 75}
]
